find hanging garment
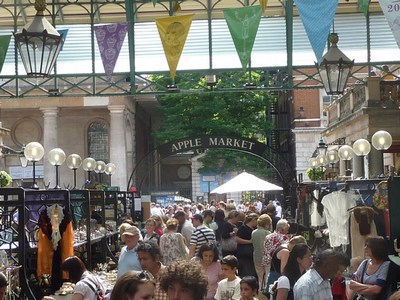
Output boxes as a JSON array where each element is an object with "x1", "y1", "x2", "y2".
[
  {"x1": 37, "y1": 204, "x2": 74, "y2": 291},
  {"x1": 310, "y1": 190, "x2": 326, "y2": 227},
  {"x1": 350, "y1": 207, "x2": 377, "y2": 259},
  {"x1": 321, "y1": 191, "x2": 357, "y2": 247}
]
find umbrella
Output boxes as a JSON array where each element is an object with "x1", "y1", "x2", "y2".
[{"x1": 210, "y1": 171, "x2": 283, "y2": 194}]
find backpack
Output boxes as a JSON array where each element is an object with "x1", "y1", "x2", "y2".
[{"x1": 82, "y1": 278, "x2": 105, "y2": 300}]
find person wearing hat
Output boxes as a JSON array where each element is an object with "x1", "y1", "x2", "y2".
[
  {"x1": 117, "y1": 225, "x2": 142, "y2": 278},
  {"x1": 189, "y1": 214, "x2": 216, "y2": 258}
]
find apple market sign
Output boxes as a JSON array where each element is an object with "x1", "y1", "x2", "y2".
[
  {"x1": 128, "y1": 135, "x2": 296, "y2": 192},
  {"x1": 158, "y1": 136, "x2": 265, "y2": 157}
]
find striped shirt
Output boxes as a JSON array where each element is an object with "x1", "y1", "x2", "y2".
[
  {"x1": 190, "y1": 225, "x2": 216, "y2": 255},
  {"x1": 293, "y1": 268, "x2": 333, "y2": 300}
]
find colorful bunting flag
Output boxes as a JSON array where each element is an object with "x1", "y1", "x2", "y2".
[
  {"x1": 379, "y1": 0, "x2": 400, "y2": 48},
  {"x1": 156, "y1": 14, "x2": 193, "y2": 80},
  {"x1": 224, "y1": 6, "x2": 263, "y2": 69},
  {"x1": 0, "y1": 35, "x2": 11, "y2": 73},
  {"x1": 173, "y1": 1, "x2": 181, "y2": 13},
  {"x1": 152, "y1": 0, "x2": 158, "y2": 7},
  {"x1": 94, "y1": 23, "x2": 128, "y2": 82},
  {"x1": 294, "y1": 0, "x2": 339, "y2": 64},
  {"x1": 260, "y1": 0, "x2": 268, "y2": 14},
  {"x1": 358, "y1": 0, "x2": 370, "y2": 16},
  {"x1": 57, "y1": 29, "x2": 69, "y2": 51}
]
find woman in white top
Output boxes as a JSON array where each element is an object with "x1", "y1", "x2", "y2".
[
  {"x1": 273, "y1": 243, "x2": 312, "y2": 300},
  {"x1": 61, "y1": 256, "x2": 106, "y2": 300}
]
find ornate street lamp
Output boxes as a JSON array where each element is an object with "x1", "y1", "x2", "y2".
[
  {"x1": 13, "y1": 0, "x2": 64, "y2": 77},
  {"x1": 327, "y1": 149, "x2": 339, "y2": 166},
  {"x1": 353, "y1": 139, "x2": 371, "y2": 178},
  {"x1": 371, "y1": 130, "x2": 393, "y2": 176},
  {"x1": 317, "y1": 138, "x2": 328, "y2": 157},
  {"x1": 82, "y1": 157, "x2": 96, "y2": 182},
  {"x1": 24, "y1": 142, "x2": 45, "y2": 189},
  {"x1": 316, "y1": 154, "x2": 328, "y2": 167},
  {"x1": 105, "y1": 163, "x2": 116, "y2": 178},
  {"x1": 66, "y1": 154, "x2": 82, "y2": 189},
  {"x1": 316, "y1": 33, "x2": 354, "y2": 95},
  {"x1": 48, "y1": 148, "x2": 66, "y2": 189},
  {"x1": 338, "y1": 145, "x2": 354, "y2": 176},
  {"x1": 309, "y1": 157, "x2": 318, "y2": 181},
  {"x1": 95, "y1": 161, "x2": 106, "y2": 183}
]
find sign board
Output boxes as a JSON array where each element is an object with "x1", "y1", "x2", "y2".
[
  {"x1": 9, "y1": 165, "x2": 44, "y2": 179},
  {"x1": 202, "y1": 175, "x2": 216, "y2": 182}
]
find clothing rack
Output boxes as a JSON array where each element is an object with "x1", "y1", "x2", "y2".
[{"x1": 0, "y1": 187, "x2": 131, "y2": 299}]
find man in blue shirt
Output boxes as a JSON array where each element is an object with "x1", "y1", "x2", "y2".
[{"x1": 117, "y1": 225, "x2": 142, "y2": 278}]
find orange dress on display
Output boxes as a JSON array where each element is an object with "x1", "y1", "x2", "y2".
[{"x1": 37, "y1": 204, "x2": 74, "y2": 291}]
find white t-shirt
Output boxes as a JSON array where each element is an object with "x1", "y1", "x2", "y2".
[
  {"x1": 215, "y1": 276, "x2": 241, "y2": 300},
  {"x1": 270, "y1": 276, "x2": 290, "y2": 300},
  {"x1": 74, "y1": 271, "x2": 106, "y2": 300}
]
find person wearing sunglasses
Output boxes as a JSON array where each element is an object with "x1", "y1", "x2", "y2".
[{"x1": 110, "y1": 270, "x2": 155, "y2": 300}]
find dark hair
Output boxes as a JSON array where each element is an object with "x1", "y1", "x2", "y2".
[
  {"x1": 0, "y1": 272, "x2": 7, "y2": 288},
  {"x1": 61, "y1": 256, "x2": 87, "y2": 283},
  {"x1": 160, "y1": 260, "x2": 207, "y2": 300},
  {"x1": 336, "y1": 251, "x2": 350, "y2": 267},
  {"x1": 214, "y1": 209, "x2": 225, "y2": 224},
  {"x1": 366, "y1": 236, "x2": 389, "y2": 261},
  {"x1": 137, "y1": 241, "x2": 161, "y2": 261},
  {"x1": 197, "y1": 243, "x2": 219, "y2": 262},
  {"x1": 240, "y1": 276, "x2": 259, "y2": 291},
  {"x1": 283, "y1": 243, "x2": 310, "y2": 286},
  {"x1": 314, "y1": 249, "x2": 339, "y2": 269},
  {"x1": 110, "y1": 270, "x2": 155, "y2": 300},
  {"x1": 221, "y1": 255, "x2": 238, "y2": 269},
  {"x1": 203, "y1": 209, "x2": 214, "y2": 218}
]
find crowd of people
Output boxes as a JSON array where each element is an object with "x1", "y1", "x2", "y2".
[{"x1": 38, "y1": 199, "x2": 400, "y2": 300}]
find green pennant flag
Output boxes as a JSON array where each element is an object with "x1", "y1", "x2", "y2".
[
  {"x1": 152, "y1": 0, "x2": 158, "y2": 7},
  {"x1": 358, "y1": 0, "x2": 370, "y2": 16},
  {"x1": 0, "y1": 35, "x2": 11, "y2": 73},
  {"x1": 224, "y1": 6, "x2": 262, "y2": 69}
]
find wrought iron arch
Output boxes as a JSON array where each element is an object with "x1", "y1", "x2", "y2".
[{"x1": 128, "y1": 135, "x2": 297, "y2": 198}]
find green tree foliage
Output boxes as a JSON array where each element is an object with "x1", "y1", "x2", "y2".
[{"x1": 152, "y1": 71, "x2": 277, "y2": 178}]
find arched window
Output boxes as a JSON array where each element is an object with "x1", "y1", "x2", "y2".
[{"x1": 87, "y1": 120, "x2": 109, "y2": 185}]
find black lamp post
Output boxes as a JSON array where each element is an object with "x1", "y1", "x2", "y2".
[
  {"x1": 316, "y1": 33, "x2": 354, "y2": 95},
  {"x1": 13, "y1": 0, "x2": 64, "y2": 77}
]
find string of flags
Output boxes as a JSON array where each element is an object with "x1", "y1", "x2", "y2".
[{"x1": 0, "y1": 1, "x2": 398, "y2": 82}]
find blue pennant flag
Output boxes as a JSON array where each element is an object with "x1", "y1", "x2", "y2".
[
  {"x1": 294, "y1": 0, "x2": 339, "y2": 64},
  {"x1": 57, "y1": 29, "x2": 69, "y2": 51}
]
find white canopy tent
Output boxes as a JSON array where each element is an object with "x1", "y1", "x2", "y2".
[{"x1": 210, "y1": 171, "x2": 283, "y2": 194}]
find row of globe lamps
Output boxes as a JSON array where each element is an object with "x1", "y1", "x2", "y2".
[
  {"x1": 24, "y1": 141, "x2": 116, "y2": 189},
  {"x1": 310, "y1": 130, "x2": 393, "y2": 179}
]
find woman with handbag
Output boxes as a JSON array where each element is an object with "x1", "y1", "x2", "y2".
[
  {"x1": 349, "y1": 236, "x2": 390, "y2": 300},
  {"x1": 216, "y1": 209, "x2": 240, "y2": 257}
]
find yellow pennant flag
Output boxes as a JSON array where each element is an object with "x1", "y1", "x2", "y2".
[
  {"x1": 259, "y1": 0, "x2": 268, "y2": 14},
  {"x1": 156, "y1": 14, "x2": 194, "y2": 80}
]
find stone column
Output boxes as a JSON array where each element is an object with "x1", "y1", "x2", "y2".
[
  {"x1": 108, "y1": 105, "x2": 127, "y2": 189},
  {"x1": 40, "y1": 107, "x2": 59, "y2": 188}
]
